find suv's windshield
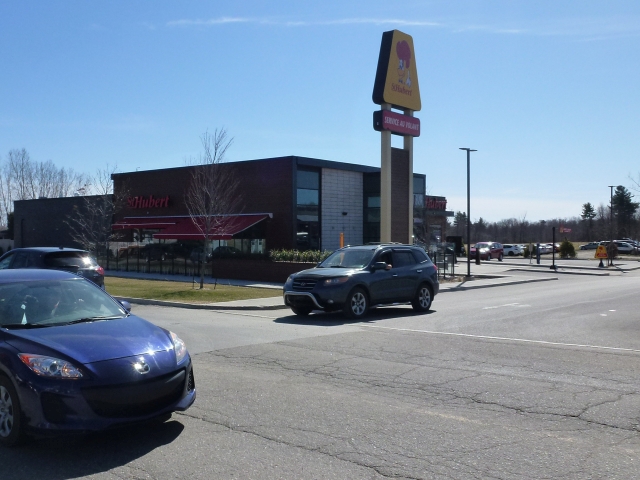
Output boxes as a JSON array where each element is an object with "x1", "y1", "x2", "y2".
[
  {"x1": 319, "y1": 249, "x2": 376, "y2": 269},
  {"x1": 0, "y1": 278, "x2": 127, "y2": 328}
]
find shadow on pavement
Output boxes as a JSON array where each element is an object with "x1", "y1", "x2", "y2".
[
  {"x1": 274, "y1": 306, "x2": 435, "y2": 326},
  {"x1": 0, "y1": 418, "x2": 185, "y2": 480}
]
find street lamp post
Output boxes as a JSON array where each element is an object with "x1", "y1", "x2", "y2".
[
  {"x1": 460, "y1": 148, "x2": 477, "y2": 277},
  {"x1": 608, "y1": 185, "x2": 622, "y2": 266}
]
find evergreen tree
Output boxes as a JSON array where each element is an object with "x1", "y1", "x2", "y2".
[
  {"x1": 612, "y1": 186, "x2": 639, "y2": 238},
  {"x1": 580, "y1": 202, "x2": 596, "y2": 240}
]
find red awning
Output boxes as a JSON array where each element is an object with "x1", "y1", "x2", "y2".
[{"x1": 112, "y1": 214, "x2": 271, "y2": 240}]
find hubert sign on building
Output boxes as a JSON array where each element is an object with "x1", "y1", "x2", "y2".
[{"x1": 372, "y1": 29, "x2": 421, "y2": 243}]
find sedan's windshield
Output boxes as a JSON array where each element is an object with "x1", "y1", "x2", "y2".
[
  {"x1": 0, "y1": 279, "x2": 127, "y2": 328},
  {"x1": 319, "y1": 249, "x2": 376, "y2": 269}
]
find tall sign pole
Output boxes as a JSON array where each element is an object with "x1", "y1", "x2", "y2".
[{"x1": 373, "y1": 30, "x2": 421, "y2": 244}]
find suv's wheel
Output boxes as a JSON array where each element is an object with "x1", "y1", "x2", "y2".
[
  {"x1": 486, "y1": 254, "x2": 490, "y2": 261},
  {"x1": 412, "y1": 283, "x2": 433, "y2": 312},
  {"x1": 508, "y1": 251, "x2": 514, "y2": 256},
  {"x1": 291, "y1": 306, "x2": 311, "y2": 316},
  {"x1": 343, "y1": 287, "x2": 368, "y2": 319},
  {"x1": 0, "y1": 376, "x2": 25, "y2": 447},
  {"x1": 498, "y1": 253, "x2": 503, "y2": 261}
]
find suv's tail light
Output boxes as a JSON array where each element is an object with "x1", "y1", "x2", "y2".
[{"x1": 96, "y1": 266, "x2": 105, "y2": 276}]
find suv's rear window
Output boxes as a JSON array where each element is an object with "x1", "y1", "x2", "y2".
[{"x1": 43, "y1": 252, "x2": 96, "y2": 268}]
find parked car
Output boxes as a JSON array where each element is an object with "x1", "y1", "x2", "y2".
[
  {"x1": 140, "y1": 243, "x2": 175, "y2": 262},
  {"x1": 579, "y1": 242, "x2": 599, "y2": 250},
  {"x1": 189, "y1": 247, "x2": 211, "y2": 264},
  {"x1": 469, "y1": 242, "x2": 504, "y2": 261},
  {"x1": 283, "y1": 243, "x2": 439, "y2": 319},
  {"x1": 0, "y1": 269, "x2": 196, "y2": 446},
  {"x1": 613, "y1": 241, "x2": 637, "y2": 254},
  {"x1": 0, "y1": 247, "x2": 104, "y2": 288},
  {"x1": 533, "y1": 244, "x2": 551, "y2": 254},
  {"x1": 503, "y1": 244, "x2": 523, "y2": 256}
]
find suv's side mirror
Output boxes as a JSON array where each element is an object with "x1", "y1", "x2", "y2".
[{"x1": 372, "y1": 261, "x2": 388, "y2": 271}]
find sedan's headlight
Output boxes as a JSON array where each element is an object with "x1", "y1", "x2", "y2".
[
  {"x1": 323, "y1": 277, "x2": 349, "y2": 286},
  {"x1": 170, "y1": 331, "x2": 188, "y2": 364},
  {"x1": 18, "y1": 354, "x2": 83, "y2": 378}
]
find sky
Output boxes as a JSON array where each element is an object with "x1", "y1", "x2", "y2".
[{"x1": 2, "y1": 1, "x2": 639, "y2": 223}]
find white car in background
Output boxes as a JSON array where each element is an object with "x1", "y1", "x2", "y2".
[{"x1": 503, "y1": 244, "x2": 523, "y2": 256}]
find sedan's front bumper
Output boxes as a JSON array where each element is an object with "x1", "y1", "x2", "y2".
[{"x1": 15, "y1": 357, "x2": 196, "y2": 435}]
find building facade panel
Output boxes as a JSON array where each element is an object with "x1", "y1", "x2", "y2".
[{"x1": 321, "y1": 168, "x2": 363, "y2": 251}]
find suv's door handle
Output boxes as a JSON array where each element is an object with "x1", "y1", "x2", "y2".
[
  {"x1": 417, "y1": 269, "x2": 422, "y2": 273},
  {"x1": 392, "y1": 274, "x2": 398, "y2": 277}
]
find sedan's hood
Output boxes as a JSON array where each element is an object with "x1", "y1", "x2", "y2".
[
  {"x1": 294, "y1": 267, "x2": 362, "y2": 278},
  {"x1": 4, "y1": 316, "x2": 173, "y2": 364}
]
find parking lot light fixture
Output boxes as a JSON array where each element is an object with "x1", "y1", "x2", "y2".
[{"x1": 460, "y1": 148, "x2": 477, "y2": 277}]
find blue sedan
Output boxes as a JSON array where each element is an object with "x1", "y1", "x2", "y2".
[{"x1": 0, "y1": 269, "x2": 195, "y2": 446}]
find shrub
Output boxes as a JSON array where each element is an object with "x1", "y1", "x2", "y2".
[
  {"x1": 559, "y1": 239, "x2": 576, "y2": 258},
  {"x1": 269, "y1": 249, "x2": 332, "y2": 263}
]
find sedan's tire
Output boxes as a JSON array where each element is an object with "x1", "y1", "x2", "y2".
[
  {"x1": 412, "y1": 283, "x2": 433, "y2": 312},
  {"x1": 0, "y1": 376, "x2": 25, "y2": 447},
  {"x1": 291, "y1": 306, "x2": 311, "y2": 316},
  {"x1": 343, "y1": 287, "x2": 368, "y2": 319}
]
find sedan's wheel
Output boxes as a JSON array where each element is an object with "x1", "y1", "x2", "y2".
[
  {"x1": 412, "y1": 283, "x2": 433, "y2": 312},
  {"x1": 291, "y1": 306, "x2": 311, "y2": 316},
  {"x1": 343, "y1": 287, "x2": 368, "y2": 319},
  {"x1": 0, "y1": 376, "x2": 24, "y2": 447}
]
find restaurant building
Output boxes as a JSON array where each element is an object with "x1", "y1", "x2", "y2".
[{"x1": 14, "y1": 156, "x2": 427, "y2": 255}]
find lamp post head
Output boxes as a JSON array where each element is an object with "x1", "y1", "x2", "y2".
[{"x1": 459, "y1": 148, "x2": 477, "y2": 152}]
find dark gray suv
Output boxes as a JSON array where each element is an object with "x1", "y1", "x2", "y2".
[
  {"x1": 283, "y1": 244, "x2": 439, "y2": 319},
  {"x1": 0, "y1": 247, "x2": 105, "y2": 288}
]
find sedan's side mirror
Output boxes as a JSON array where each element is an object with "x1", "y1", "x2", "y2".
[
  {"x1": 372, "y1": 261, "x2": 388, "y2": 271},
  {"x1": 119, "y1": 300, "x2": 132, "y2": 313}
]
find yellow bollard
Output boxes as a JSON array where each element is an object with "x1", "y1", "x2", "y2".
[{"x1": 340, "y1": 232, "x2": 344, "y2": 248}]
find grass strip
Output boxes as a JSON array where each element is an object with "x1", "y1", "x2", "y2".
[{"x1": 105, "y1": 277, "x2": 281, "y2": 304}]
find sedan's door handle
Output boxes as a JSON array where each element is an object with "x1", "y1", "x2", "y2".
[
  {"x1": 392, "y1": 274, "x2": 398, "y2": 277},
  {"x1": 417, "y1": 269, "x2": 422, "y2": 273}
]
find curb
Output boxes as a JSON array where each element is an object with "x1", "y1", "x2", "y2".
[
  {"x1": 506, "y1": 268, "x2": 610, "y2": 277},
  {"x1": 439, "y1": 276, "x2": 557, "y2": 292},
  {"x1": 113, "y1": 296, "x2": 288, "y2": 311}
]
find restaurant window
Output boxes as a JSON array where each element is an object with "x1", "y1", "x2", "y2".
[{"x1": 296, "y1": 168, "x2": 320, "y2": 250}]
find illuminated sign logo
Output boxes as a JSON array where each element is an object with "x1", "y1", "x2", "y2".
[
  {"x1": 127, "y1": 195, "x2": 170, "y2": 209},
  {"x1": 372, "y1": 30, "x2": 421, "y2": 111},
  {"x1": 424, "y1": 196, "x2": 447, "y2": 210}
]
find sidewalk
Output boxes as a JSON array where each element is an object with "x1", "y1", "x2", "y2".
[{"x1": 109, "y1": 255, "x2": 628, "y2": 311}]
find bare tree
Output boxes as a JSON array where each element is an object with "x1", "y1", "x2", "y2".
[
  {"x1": 0, "y1": 148, "x2": 89, "y2": 228},
  {"x1": 184, "y1": 129, "x2": 241, "y2": 289},
  {"x1": 65, "y1": 164, "x2": 128, "y2": 259}
]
